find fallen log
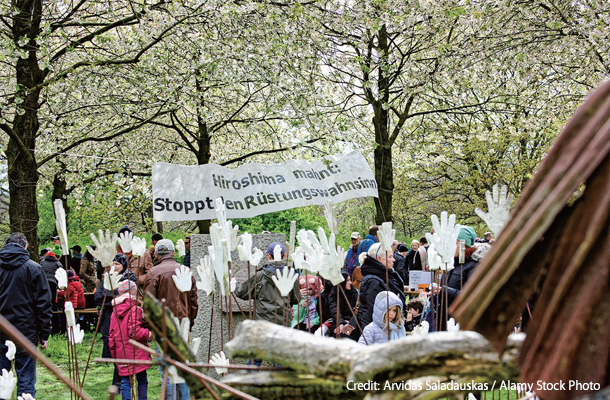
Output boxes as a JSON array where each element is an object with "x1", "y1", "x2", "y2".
[{"x1": 223, "y1": 320, "x2": 522, "y2": 399}]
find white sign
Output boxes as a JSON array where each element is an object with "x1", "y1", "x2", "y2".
[
  {"x1": 409, "y1": 271, "x2": 432, "y2": 287},
  {"x1": 152, "y1": 151, "x2": 378, "y2": 221}
]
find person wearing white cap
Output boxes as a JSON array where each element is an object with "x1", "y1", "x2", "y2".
[{"x1": 343, "y1": 232, "x2": 362, "y2": 276}]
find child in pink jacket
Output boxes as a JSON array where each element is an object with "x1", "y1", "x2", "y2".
[{"x1": 109, "y1": 280, "x2": 152, "y2": 400}]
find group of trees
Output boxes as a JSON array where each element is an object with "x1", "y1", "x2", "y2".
[{"x1": 0, "y1": 0, "x2": 607, "y2": 255}]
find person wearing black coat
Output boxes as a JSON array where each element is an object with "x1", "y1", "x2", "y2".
[
  {"x1": 344, "y1": 243, "x2": 406, "y2": 341},
  {"x1": 94, "y1": 253, "x2": 138, "y2": 387},
  {"x1": 39, "y1": 250, "x2": 65, "y2": 334},
  {"x1": 0, "y1": 233, "x2": 52, "y2": 397},
  {"x1": 327, "y1": 272, "x2": 359, "y2": 338},
  {"x1": 393, "y1": 243, "x2": 409, "y2": 284}
]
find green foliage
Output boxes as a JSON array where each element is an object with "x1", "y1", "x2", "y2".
[{"x1": 233, "y1": 206, "x2": 326, "y2": 237}]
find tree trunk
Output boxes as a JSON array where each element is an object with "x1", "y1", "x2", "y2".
[
  {"x1": 195, "y1": 90, "x2": 212, "y2": 234},
  {"x1": 373, "y1": 143, "x2": 394, "y2": 224},
  {"x1": 7, "y1": 141, "x2": 40, "y2": 258},
  {"x1": 371, "y1": 25, "x2": 394, "y2": 225},
  {"x1": 7, "y1": 0, "x2": 44, "y2": 259}
]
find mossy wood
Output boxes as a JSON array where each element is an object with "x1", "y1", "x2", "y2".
[{"x1": 223, "y1": 320, "x2": 521, "y2": 399}]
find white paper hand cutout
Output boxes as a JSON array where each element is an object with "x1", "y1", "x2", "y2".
[
  {"x1": 53, "y1": 199, "x2": 69, "y2": 255},
  {"x1": 131, "y1": 236, "x2": 147, "y2": 258},
  {"x1": 172, "y1": 265, "x2": 193, "y2": 292},
  {"x1": 195, "y1": 256, "x2": 215, "y2": 296},
  {"x1": 320, "y1": 234, "x2": 345, "y2": 286},
  {"x1": 378, "y1": 221, "x2": 396, "y2": 252},
  {"x1": 55, "y1": 268, "x2": 67, "y2": 289},
  {"x1": 0, "y1": 369, "x2": 17, "y2": 399},
  {"x1": 103, "y1": 266, "x2": 120, "y2": 291},
  {"x1": 427, "y1": 244, "x2": 443, "y2": 271},
  {"x1": 175, "y1": 239, "x2": 186, "y2": 258},
  {"x1": 324, "y1": 200, "x2": 338, "y2": 235},
  {"x1": 209, "y1": 224, "x2": 230, "y2": 296},
  {"x1": 64, "y1": 303, "x2": 76, "y2": 328},
  {"x1": 87, "y1": 229, "x2": 117, "y2": 267},
  {"x1": 475, "y1": 183, "x2": 513, "y2": 237},
  {"x1": 70, "y1": 324, "x2": 84, "y2": 344},
  {"x1": 273, "y1": 244, "x2": 283, "y2": 262},
  {"x1": 209, "y1": 351, "x2": 230, "y2": 374},
  {"x1": 237, "y1": 233, "x2": 253, "y2": 262},
  {"x1": 190, "y1": 337, "x2": 201, "y2": 355},
  {"x1": 250, "y1": 248, "x2": 264, "y2": 266},
  {"x1": 4, "y1": 341, "x2": 15, "y2": 361},
  {"x1": 447, "y1": 318, "x2": 460, "y2": 333},
  {"x1": 168, "y1": 365, "x2": 186, "y2": 384},
  {"x1": 425, "y1": 212, "x2": 461, "y2": 263},
  {"x1": 412, "y1": 321, "x2": 430, "y2": 336},
  {"x1": 271, "y1": 267, "x2": 298, "y2": 297},
  {"x1": 118, "y1": 231, "x2": 133, "y2": 254}
]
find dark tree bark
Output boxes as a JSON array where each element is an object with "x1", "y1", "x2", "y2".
[{"x1": 7, "y1": 0, "x2": 44, "y2": 258}]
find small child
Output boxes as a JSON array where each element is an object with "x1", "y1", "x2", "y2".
[
  {"x1": 404, "y1": 298, "x2": 424, "y2": 332},
  {"x1": 358, "y1": 291, "x2": 406, "y2": 345},
  {"x1": 291, "y1": 275, "x2": 323, "y2": 332},
  {"x1": 109, "y1": 280, "x2": 152, "y2": 400}
]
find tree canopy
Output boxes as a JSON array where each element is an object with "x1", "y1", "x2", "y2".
[{"x1": 0, "y1": 0, "x2": 607, "y2": 251}]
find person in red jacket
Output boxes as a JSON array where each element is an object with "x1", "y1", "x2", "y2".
[
  {"x1": 58, "y1": 270, "x2": 85, "y2": 309},
  {"x1": 109, "y1": 280, "x2": 152, "y2": 400}
]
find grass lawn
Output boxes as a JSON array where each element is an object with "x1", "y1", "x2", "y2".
[{"x1": 37, "y1": 331, "x2": 163, "y2": 399}]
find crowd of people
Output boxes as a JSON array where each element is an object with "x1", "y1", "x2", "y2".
[
  {"x1": 0, "y1": 223, "x2": 495, "y2": 398},
  {"x1": 234, "y1": 225, "x2": 497, "y2": 349}
]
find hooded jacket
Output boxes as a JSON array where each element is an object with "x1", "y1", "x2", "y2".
[
  {"x1": 358, "y1": 291, "x2": 406, "y2": 345},
  {"x1": 349, "y1": 255, "x2": 405, "y2": 331},
  {"x1": 108, "y1": 296, "x2": 152, "y2": 376},
  {"x1": 234, "y1": 263, "x2": 299, "y2": 324},
  {"x1": 143, "y1": 254, "x2": 198, "y2": 326},
  {"x1": 0, "y1": 243, "x2": 52, "y2": 348}
]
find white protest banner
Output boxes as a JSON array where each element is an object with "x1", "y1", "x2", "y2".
[{"x1": 152, "y1": 151, "x2": 378, "y2": 221}]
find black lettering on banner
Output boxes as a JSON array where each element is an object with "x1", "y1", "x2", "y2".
[{"x1": 154, "y1": 198, "x2": 165, "y2": 211}]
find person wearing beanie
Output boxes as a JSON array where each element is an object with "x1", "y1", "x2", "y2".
[{"x1": 109, "y1": 276, "x2": 152, "y2": 400}]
